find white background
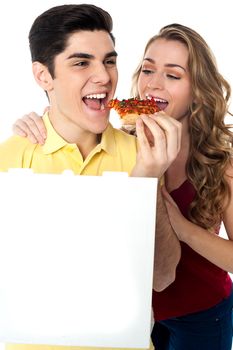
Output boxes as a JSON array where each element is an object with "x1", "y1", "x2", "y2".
[{"x1": 0, "y1": 0, "x2": 232, "y2": 348}]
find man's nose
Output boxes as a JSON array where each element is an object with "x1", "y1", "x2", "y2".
[{"x1": 91, "y1": 64, "x2": 111, "y2": 85}]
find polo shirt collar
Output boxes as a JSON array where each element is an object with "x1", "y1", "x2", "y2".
[
  {"x1": 42, "y1": 113, "x2": 68, "y2": 155},
  {"x1": 99, "y1": 123, "x2": 116, "y2": 156},
  {"x1": 42, "y1": 112, "x2": 117, "y2": 156}
]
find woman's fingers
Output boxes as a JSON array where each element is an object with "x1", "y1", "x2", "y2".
[
  {"x1": 135, "y1": 117, "x2": 151, "y2": 151},
  {"x1": 137, "y1": 115, "x2": 167, "y2": 153},
  {"x1": 12, "y1": 119, "x2": 38, "y2": 144},
  {"x1": 12, "y1": 113, "x2": 46, "y2": 145},
  {"x1": 133, "y1": 112, "x2": 182, "y2": 178},
  {"x1": 150, "y1": 113, "x2": 182, "y2": 162},
  {"x1": 134, "y1": 116, "x2": 169, "y2": 177}
]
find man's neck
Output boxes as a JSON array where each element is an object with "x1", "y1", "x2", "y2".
[{"x1": 48, "y1": 113, "x2": 100, "y2": 160}]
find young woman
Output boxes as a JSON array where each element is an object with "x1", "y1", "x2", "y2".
[
  {"x1": 131, "y1": 23, "x2": 233, "y2": 350},
  {"x1": 12, "y1": 23, "x2": 233, "y2": 350}
]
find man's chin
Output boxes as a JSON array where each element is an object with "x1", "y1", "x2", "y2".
[{"x1": 90, "y1": 120, "x2": 110, "y2": 135}]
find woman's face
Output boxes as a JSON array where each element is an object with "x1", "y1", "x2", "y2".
[{"x1": 138, "y1": 38, "x2": 193, "y2": 122}]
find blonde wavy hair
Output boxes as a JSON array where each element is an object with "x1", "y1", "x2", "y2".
[{"x1": 131, "y1": 23, "x2": 233, "y2": 229}]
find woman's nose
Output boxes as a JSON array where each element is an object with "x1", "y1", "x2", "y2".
[{"x1": 147, "y1": 73, "x2": 164, "y2": 90}]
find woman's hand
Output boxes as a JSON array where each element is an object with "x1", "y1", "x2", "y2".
[
  {"x1": 131, "y1": 112, "x2": 182, "y2": 178},
  {"x1": 12, "y1": 111, "x2": 47, "y2": 145},
  {"x1": 161, "y1": 185, "x2": 190, "y2": 241}
]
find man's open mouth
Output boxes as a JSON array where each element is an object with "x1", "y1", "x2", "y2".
[{"x1": 83, "y1": 93, "x2": 108, "y2": 111}]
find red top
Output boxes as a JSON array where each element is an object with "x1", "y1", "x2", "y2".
[{"x1": 153, "y1": 180, "x2": 232, "y2": 321}]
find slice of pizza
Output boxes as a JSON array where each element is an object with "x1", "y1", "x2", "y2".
[{"x1": 108, "y1": 98, "x2": 160, "y2": 125}]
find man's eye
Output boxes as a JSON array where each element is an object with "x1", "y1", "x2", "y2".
[
  {"x1": 74, "y1": 61, "x2": 88, "y2": 67},
  {"x1": 105, "y1": 59, "x2": 117, "y2": 66},
  {"x1": 167, "y1": 74, "x2": 180, "y2": 80}
]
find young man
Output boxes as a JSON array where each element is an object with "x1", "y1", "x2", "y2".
[
  {"x1": 0, "y1": 4, "x2": 181, "y2": 350},
  {"x1": 0, "y1": 3, "x2": 181, "y2": 177}
]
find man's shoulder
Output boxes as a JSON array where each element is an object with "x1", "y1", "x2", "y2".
[
  {"x1": 0, "y1": 135, "x2": 34, "y2": 152},
  {"x1": 0, "y1": 135, "x2": 37, "y2": 169}
]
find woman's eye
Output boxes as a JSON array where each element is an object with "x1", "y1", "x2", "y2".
[
  {"x1": 141, "y1": 69, "x2": 153, "y2": 75},
  {"x1": 167, "y1": 74, "x2": 180, "y2": 80}
]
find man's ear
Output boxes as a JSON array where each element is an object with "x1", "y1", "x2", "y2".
[{"x1": 32, "y1": 62, "x2": 53, "y2": 91}]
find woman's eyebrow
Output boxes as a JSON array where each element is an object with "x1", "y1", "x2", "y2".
[{"x1": 143, "y1": 57, "x2": 186, "y2": 72}]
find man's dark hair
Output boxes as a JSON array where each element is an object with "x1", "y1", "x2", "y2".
[{"x1": 29, "y1": 4, "x2": 115, "y2": 78}]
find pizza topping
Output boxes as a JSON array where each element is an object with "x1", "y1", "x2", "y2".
[{"x1": 108, "y1": 97, "x2": 160, "y2": 117}]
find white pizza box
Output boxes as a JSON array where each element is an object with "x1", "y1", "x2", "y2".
[{"x1": 0, "y1": 170, "x2": 157, "y2": 348}]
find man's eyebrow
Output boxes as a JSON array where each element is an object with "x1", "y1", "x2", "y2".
[
  {"x1": 67, "y1": 51, "x2": 118, "y2": 60},
  {"x1": 67, "y1": 53, "x2": 94, "y2": 60},
  {"x1": 143, "y1": 57, "x2": 186, "y2": 72},
  {"x1": 105, "y1": 51, "x2": 118, "y2": 59}
]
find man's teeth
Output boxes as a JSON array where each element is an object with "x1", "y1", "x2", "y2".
[{"x1": 85, "y1": 93, "x2": 106, "y2": 99}]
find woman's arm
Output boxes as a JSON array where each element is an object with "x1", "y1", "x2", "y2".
[
  {"x1": 162, "y1": 162, "x2": 233, "y2": 272},
  {"x1": 153, "y1": 184, "x2": 181, "y2": 291}
]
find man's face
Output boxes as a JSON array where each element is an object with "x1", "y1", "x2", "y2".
[{"x1": 48, "y1": 30, "x2": 118, "y2": 135}]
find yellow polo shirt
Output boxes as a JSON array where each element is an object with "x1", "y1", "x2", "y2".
[
  {"x1": 0, "y1": 113, "x2": 137, "y2": 175},
  {"x1": 0, "y1": 114, "x2": 153, "y2": 350}
]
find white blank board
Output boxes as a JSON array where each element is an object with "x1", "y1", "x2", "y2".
[{"x1": 0, "y1": 171, "x2": 157, "y2": 348}]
